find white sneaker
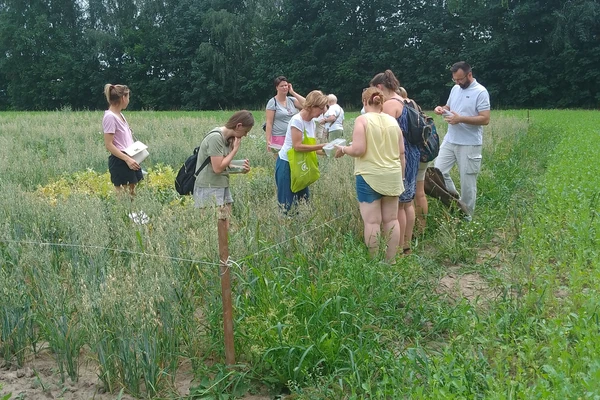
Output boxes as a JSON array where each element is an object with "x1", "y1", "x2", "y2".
[{"x1": 128, "y1": 211, "x2": 150, "y2": 224}]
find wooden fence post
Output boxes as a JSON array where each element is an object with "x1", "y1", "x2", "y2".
[{"x1": 218, "y1": 217, "x2": 235, "y2": 365}]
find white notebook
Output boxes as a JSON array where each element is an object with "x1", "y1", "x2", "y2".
[{"x1": 124, "y1": 141, "x2": 149, "y2": 164}]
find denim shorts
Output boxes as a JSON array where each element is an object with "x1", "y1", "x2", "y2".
[{"x1": 356, "y1": 175, "x2": 382, "y2": 203}]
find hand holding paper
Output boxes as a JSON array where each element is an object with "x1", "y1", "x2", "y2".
[{"x1": 124, "y1": 141, "x2": 149, "y2": 164}]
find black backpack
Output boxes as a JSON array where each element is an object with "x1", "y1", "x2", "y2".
[
  {"x1": 419, "y1": 122, "x2": 440, "y2": 163},
  {"x1": 174, "y1": 130, "x2": 219, "y2": 195},
  {"x1": 399, "y1": 99, "x2": 433, "y2": 146}
]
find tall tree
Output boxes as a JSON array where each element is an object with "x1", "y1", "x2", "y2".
[
  {"x1": 0, "y1": 0, "x2": 91, "y2": 109},
  {"x1": 548, "y1": 0, "x2": 600, "y2": 107},
  {"x1": 253, "y1": 0, "x2": 410, "y2": 107},
  {"x1": 0, "y1": 0, "x2": 598, "y2": 110}
]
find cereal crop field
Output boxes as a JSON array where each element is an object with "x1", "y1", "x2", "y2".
[{"x1": 1, "y1": 109, "x2": 599, "y2": 399}]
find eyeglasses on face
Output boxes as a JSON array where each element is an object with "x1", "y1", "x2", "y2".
[{"x1": 452, "y1": 72, "x2": 470, "y2": 83}]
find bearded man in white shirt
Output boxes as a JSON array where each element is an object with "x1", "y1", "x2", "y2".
[{"x1": 434, "y1": 61, "x2": 491, "y2": 220}]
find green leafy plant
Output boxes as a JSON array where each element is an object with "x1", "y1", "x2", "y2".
[
  {"x1": 1, "y1": 111, "x2": 599, "y2": 399},
  {"x1": 189, "y1": 365, "x2": 250, "y2": 399}
]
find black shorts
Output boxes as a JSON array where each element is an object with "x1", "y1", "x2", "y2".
[{"x1": 108, "y1": 155, "x2": 144, "y2": 186}]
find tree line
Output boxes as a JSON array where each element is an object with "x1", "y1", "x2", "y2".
[{"x1": 0, "y1": 0, "x2": 598, "y2": 111}]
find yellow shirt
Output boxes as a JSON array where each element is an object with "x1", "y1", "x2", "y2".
[{"x1": 354, "y1": 113, "x2": 404, "y2": 196}]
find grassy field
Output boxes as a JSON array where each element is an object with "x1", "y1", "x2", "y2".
[{"x1": 0, "y1": 109, "x2": 599, "y2": 399}]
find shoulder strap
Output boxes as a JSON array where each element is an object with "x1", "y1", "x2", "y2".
[
  {"x1": 389, "y1": 97, "x2": 406, "y2": 112},
  {"x1": 299, "y1": 118, "x2": 313, "y2": 140},
  {"x1": 194, "y1": 157, "x2": 211, "y2": 177},
  {"x1": 410, "y1": 99, "x2": 422, "y2": 112},
  {"x1": 334, "y1": 108, "x2": 343, "y2": 124},
  {"x1": 194, "y1": 129, "x2": 221, "y2": 176},
  {"x1": 390, "y1": 97, "x2": 416, "y2": 108},
  {"x1": 386, "y1": 97, "x2": 406, "y2": 122},
  {"x1": 326, "y1": 107, "x2": 343, "y2": 129}
]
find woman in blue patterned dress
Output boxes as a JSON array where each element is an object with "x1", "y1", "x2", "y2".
[{"x1": 370, "y1": 70, "x2": 420, "y2": 254}]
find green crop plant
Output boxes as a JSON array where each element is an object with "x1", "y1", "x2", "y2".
[
  {"x1": 0, "y1": 251, "x2": 34, "y2": 368},
  {"x1": 0, "y1": 299, "x2": 32, "y2": 368},
  {"x1": 1, "y1": 110, "x2": 599, "y2": 398}
]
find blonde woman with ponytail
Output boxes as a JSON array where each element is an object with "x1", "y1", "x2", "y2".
[
  {"x1": 335, "y1": 87, "x2": 406, "y2": 263},
  {"x1": 102, "y1": 83, "x2": 143, "y2": 196}
]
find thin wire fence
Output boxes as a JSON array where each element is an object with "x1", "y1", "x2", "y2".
[{"x1": 0, "y1": 211, "x2": 351, "y2": 270}]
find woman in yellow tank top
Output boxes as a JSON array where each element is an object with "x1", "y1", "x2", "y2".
[{"x1": 335, "y1": 87, "x2": 406, "y2": 262}]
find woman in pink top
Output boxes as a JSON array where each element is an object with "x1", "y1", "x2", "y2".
[{"x1": 102, "y1": 84, "x2": 143, "y2": 196}]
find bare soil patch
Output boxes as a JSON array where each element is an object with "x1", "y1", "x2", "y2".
[
  {"x1": 438, "y1": 267, "x2": 496, "y2": 304},
  {"x1": 1, "y1": 350, "x2": 135, "y2": 400},
  {"x1": 1, "y1": 350, "x2": 272, "y2": 400},
  {"x1": 437, "y1": 242, "x2": 506, "y2": 305}
]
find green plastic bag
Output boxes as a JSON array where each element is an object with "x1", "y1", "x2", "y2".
[{"x1": 287, "y1": 128, "x2": 320, "y2": 192}]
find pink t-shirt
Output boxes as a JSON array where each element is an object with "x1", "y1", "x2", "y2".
[{"x1": 102, "y1": 110, "x2": 134, "y2": 151}]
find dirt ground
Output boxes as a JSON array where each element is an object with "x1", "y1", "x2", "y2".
[
  {"x1": 1, "y1": 350, "x2": 138, "y2": 400},
  {"x1": 0, "y1": 350, "x2": 272, "y2": 400},
  {"x1": 436, "y1": 241, "x2": 507, "y2": 305},
  {"x1": 438, "y1": 266, "x2": 497, "y2": 304}
]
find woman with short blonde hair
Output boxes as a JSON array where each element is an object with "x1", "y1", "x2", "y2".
[{"x1": 275, "y1": 90, "x2": 328, "y2": 212}]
